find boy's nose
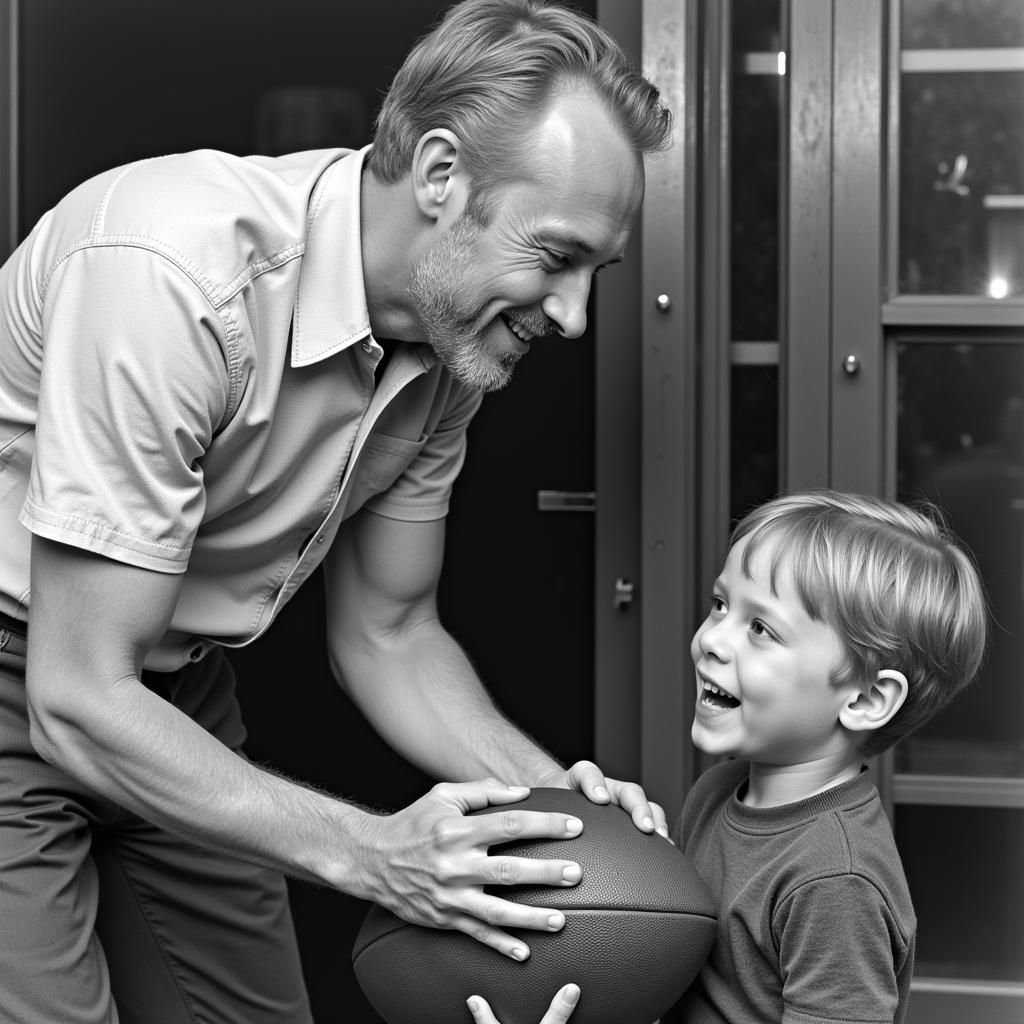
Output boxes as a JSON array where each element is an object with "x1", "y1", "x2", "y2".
[{"x1": 696, "y1": 618, "x2": 730, "y2": 661}]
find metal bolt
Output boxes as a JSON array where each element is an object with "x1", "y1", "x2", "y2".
[
  {"x1": 842, "y1": 354, "x2": 861, "y2": 375},
  {"x1": 656, "y1": 294, "x2": 671, "y2": 312}
]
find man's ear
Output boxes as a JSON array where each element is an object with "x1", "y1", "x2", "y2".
[
  {"x1": 411, "y1": 130, "x2": 464, "y2": 221},
  {"x1": 838, "y1": 669, "x2": 909, "y2": 734}
]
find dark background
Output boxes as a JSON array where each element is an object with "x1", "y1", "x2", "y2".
[{"x1": 17, "y1": 1, "x2": 599, "y2": 1019}]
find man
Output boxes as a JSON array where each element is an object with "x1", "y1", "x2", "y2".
[{"x1": 0, "y1": 0, "x2": 672, "y2": 1020}]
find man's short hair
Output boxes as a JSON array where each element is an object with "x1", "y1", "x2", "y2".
[
  {"x1": 730, "y1": 490, "x2": 989, "y2": 757},
  {"x1": 366, "y1": 0, "x2": 672, "y2": 219}
]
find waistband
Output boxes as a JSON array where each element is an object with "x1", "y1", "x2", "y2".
[{"x1": 0, "y1": 609, "x2": 28, "y2": 658}]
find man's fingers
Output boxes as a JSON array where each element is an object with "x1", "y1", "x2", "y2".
[
  {"x1": 484, "y1": 854, "x2": 582, "y2": 888},
  {"x1": 465, "y1": 807, "x2": 584, "y2": 847},
  {"x1": 449, "y1": 911, "x2": 533, "y2": 962},
  {"x1": 649, "y1": 800, "x2": 670, "y2": 838},
  {"x1": 565, "y1": 759, "x2": 610, "y2": 803},
  {"x1": 433, "y1": 778, "x2": 532, "y2": 814},
  {"x1": 467, "y1": 891, "x2": 567, "y2": 936}
]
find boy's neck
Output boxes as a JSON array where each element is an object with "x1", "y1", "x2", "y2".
[{"x1": 743, "y1": 755, "x2": 865, "y2": 808}]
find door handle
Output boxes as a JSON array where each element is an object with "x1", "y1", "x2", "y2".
[{"x1": 536, "y1": 490, "x2": 597, "y2": 512}]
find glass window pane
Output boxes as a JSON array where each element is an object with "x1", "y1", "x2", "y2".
[
  {"x1": 903, "y1": 0, "x2": 1024, "y2": 50},
  {"x1": 733, "y1": 0, "x2": 781, "y2": 54},
  {"x1": 731, "y1": 74, "x2": 782, "y2": 339},
  {"x1": 896, "y1": 339, "x2": 1024, "y2": 778},
  {"x1": 898, "y1": 71, "x2": 1024, "y2": 297},
  {"x1": 731, "y1": 0, "x2": 782, "y2": 340},
  {"x1": 730, "y1": 364, "x2": 779, "y2": 524},
  {"x1": 895, "y1": 804, "x2": 1024, "y2": 982}
]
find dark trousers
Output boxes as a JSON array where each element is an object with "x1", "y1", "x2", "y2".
[{"x1": 0, "y1": 617, "x2": 313, "y2": 1023}]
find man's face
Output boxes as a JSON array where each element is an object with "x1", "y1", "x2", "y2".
[
  {"x1": 689, "y1": 537, "x2": 853, "y2": 769},
  {"x1": 409, "y1": 90, "x2": 645, "y2": 392}
]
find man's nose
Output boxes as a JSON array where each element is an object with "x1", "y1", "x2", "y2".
[{"x1": 543, "y1": 271, "x2": 591, "y2": 340}]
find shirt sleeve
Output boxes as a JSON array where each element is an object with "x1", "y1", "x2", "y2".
[
  {"x1": 20, "y1": 244, "x2": 231, "y2": 572},
  {"x1": 774, "y1": 873, "x2": 911, "y2": 1024},
  {"x1": 363, "y1": 378, "x2": 483, "y2": 522}
]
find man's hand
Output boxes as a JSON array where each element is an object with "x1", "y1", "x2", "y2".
[
  {"x1": 467, "y1": 985, "x2": 580, "y2": 1024},
  {"x1": 538, "y1": 759, "x2": 669, "y2": 838},
  {"x1": 355, "y1": 779, "x2": 583, "y2": 961}
]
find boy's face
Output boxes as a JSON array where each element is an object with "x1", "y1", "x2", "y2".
[{"x1": 690, "y1": 536, "x2": 854, "y2": 767}]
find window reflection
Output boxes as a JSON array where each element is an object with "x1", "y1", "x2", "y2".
[
  {"x1": 896, "y1": 804, "x2": 1024, "y2": 982},
  {"x1": 899, "y1": 71, "x2": 1024, "y2": 297},
  {"x1": 732, "y1": 0, "x2": 783, "y2": 339},
  {"x1": 730, "y1": 364, "x2": 779, "y2": 526},
  {"x1": 896, "y1": 340, "x2": 1024, "y2": 778},
  {"x1": 903, "y1": 0, "x2": 1024, "y2": 50}
]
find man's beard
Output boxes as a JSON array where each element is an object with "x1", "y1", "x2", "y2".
[{"x1": 408, "y1": 211, "x2": 552, "y2": 392}]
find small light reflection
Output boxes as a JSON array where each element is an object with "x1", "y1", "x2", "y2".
[
  {"x1": 777, "y1": 51, "x2": 787, "y2": 76},
  {"x1": 987, "y1": 276, "x2": 1010, "y2": 299}
]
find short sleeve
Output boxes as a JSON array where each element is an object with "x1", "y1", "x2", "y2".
[
  {"x1": 363, "y1": 379, "x2": 483, "y2": 522},
  {"x1": 20, "y1": 244, "x2": 231, "y2": 572},
  {"x1": 775, "y1": 874, "x2": 911, "y2": 1024}
]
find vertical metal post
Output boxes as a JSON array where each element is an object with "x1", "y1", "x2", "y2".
[
  {"x1": 594, "y1": 0, "x2": 644, "y2": 783},
  {"x1": 641, "y1": 0, "x2": 699, "y2": 820},
  {"x1": 830, "y1": 0, "x2": 885, "y2": 495},
  {"x1": 782, "y1": 0, "x2": 834, "y2": 490},
  {"x1": 699, "y1": 0, "x2": 732, "y2": 595},
  {"x1": 0, "y1": 0, "x2": 18, "y2": 259}
]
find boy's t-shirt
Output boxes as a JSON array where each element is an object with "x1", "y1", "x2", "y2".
[{"x1": 674, "y1": 759, "x2": 916, "y2": 1024}]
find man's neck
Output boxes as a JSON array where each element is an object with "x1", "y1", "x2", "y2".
[{"x1": 359, "y1": 166, "x2": 424, "y2": 343}]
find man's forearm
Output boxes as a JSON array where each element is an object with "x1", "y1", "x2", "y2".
[
  {"x1": 29, "y1": 672, "x2": 373, "y2": 893},
  {"x1": 333, "y1": 619, "x2": 565, "y2": 787}
]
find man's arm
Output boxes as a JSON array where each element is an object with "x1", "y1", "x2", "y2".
[
  {"x1": 25, "y1": 535, "x2": 583, "y2": 960},
  {"x1": 322, "y1": 507, "x2": 667, "y2": 833}
]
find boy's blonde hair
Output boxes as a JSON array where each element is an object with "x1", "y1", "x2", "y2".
[{"x1": 731, "y1": 490, "x2": 988, "y2": 757}]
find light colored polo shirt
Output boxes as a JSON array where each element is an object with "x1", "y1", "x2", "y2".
[{"x1": 0, "y1": 146, "x2": 482, "y2": 669}]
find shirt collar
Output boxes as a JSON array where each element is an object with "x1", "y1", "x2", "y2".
[{"x1": 291, "y1": 145, "x2": 374, "y2": 368}]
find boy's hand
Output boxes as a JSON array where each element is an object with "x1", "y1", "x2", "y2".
[{"x1": 467, "y1": 984, "x2": 580, "y2": 1024}]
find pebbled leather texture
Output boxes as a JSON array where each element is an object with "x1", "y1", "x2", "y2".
[{"x1": 352, "y1": 788, "x2": 717, "y2": 1024}]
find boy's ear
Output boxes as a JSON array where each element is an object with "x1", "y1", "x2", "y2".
[
  {"x1": 411, "y1": 130, "x2": 465, "y2": 221},
  {"x1": 838, "y1": 669, "x2": 909, "y2": 734}
]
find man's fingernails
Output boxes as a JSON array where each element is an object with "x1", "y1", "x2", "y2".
[
  {"x1": 467, "y1": 998, "x2": 480, "y2": 1014},
  {"x1": 508, "y1": 785, "x2": 530, "y2": 795},
  {"x1": 511, "y1": 945, "x2": 529, "y2": 961},
  {"x1": 642, "y1": 816, "x2": 655, "y2": 830},
  {"x1": 657, "y1": 826, "x2": 670, "y2": 839},
  {"x1": 594, "y1": 785, "x2": 609, "y2": 800},
  {"x1": 566, "y1": 817, "x2": 583, "y2": 835},
  {"x1": 548, "y1": 913, "x2": 564, "y2": 930},
  {"x1": 565, "y1": 986, "x2": 580, "y2": 1006},
  {"x1": 562, "y1": 863, "x2": 581, "y2": 883}
]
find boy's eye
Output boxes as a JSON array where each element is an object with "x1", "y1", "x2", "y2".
[
  {"x1": 709, "y1": 595, "x2": 726, "y2": 614},
  {"x1": 750, "y1": 619, "x2": 777, "y2": 641}
]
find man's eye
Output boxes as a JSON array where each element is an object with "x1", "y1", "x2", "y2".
[{"x1": 543, "y1": 250, "x2": 571, "y2": 269}]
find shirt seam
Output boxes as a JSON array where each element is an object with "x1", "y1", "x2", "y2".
[
  {"x1": 40, "y1": 236, "x2": 291, "y2": 422},
  {"x1": 21, "y1": 497, "x2": 190, "y2": 560}
]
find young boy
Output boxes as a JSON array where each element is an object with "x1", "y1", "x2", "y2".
[{"x1": 675, "y1": 489, "x2": 988, "y2": 1024}]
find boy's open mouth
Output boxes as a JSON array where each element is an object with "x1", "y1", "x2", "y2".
[{"x1": 701, "y1": 681, "x2": 741, "y2": 711}]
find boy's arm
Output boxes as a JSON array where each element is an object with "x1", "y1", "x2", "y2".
[{"x1": 774, "y1": 874, "x2": 914, "y2": 1024}]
